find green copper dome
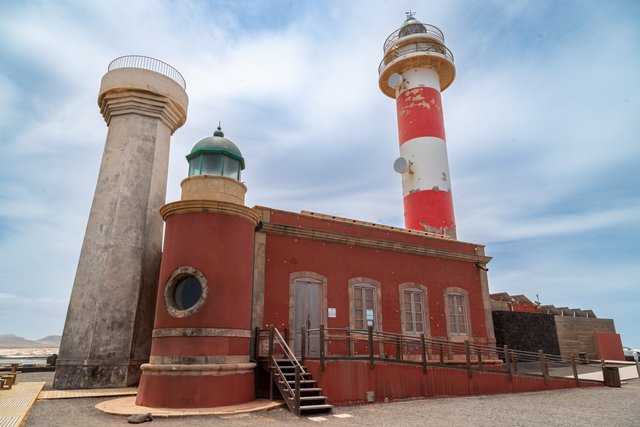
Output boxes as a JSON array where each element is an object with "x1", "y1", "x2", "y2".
[
  {"x1": 186, "y1": 127, "x2": 245, "y2": 169},
  {"x1": 186, "y1": 126, "x2": 245, "y2": 180}
]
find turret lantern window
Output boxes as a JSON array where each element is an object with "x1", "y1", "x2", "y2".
[{"x1": 186, "y1": 125, "x2": 245, "y2": 180}]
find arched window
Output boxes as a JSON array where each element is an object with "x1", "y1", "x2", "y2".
[
  {"x1": 444, "y1": 287, "x2": 470, "y2": 337},
  {"x1": 348, "y1": 278, "x2": 382, "y2": 331},
  {"x1": 399, "y1": 283, "x2": 429, "y2": 336}
]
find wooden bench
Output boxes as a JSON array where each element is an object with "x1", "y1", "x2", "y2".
[
  {"x1": 0, "y1": 364, "x2": 20, "y2": 389},
  {"x1": 1, "y1": 375, "x2": 14, "y2": 390}
]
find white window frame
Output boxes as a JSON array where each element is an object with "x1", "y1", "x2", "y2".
[
  {"x1": 348, "y1": 278, "x2": 382, "y2": 331},
  {"x1": 399, "y1": 283, "x2": 430, "y2": 337},
  {"x1": 444, "y1": 287, "x2": 471, "y2": 339}
]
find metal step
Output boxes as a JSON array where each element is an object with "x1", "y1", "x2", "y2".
[
  {"x1": 281, "y1": 372, "x2": 311, "y2": 377},
  {"x1": 278, "y1": 380, "x2": 318, "y2": 388},
  {"x1": 299, "y1": 404, "x2": 333, "y2": 412},
  {"x1": 298, "y1": 387, "x2": 323, "y2": 393},
  {"x1": 289, "y1": 395, "x2": 328, "y2": 401},
  {"x1": 278, "y1": 365, "x2": 307, "y2": 372}
]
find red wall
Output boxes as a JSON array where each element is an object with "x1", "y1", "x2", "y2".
[
  {"x1": 152, "y1": 211, "x2": 255, "y2": 335},
  {"x1": 305, "y1": 360, "x2": 602, "y2": 404},
  {"x1": 595, "y1": 332, "x2": 625, "y2": 361},
  {"x1": 511, "y1": 303, "x2": 542, "y2": 313},
  {"x1": 138, "y1": 210, "x2": 257, "y2": 408},
  {"x1": 261, "y1": 209, "x2": 488, "y2": 342},
  {"x1": 270, "y1": 210, "x2": 477, "y2": 255}
]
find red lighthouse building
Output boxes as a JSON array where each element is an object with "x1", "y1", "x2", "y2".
[{"x1": 137, "y1": 128, "x2": 260, "y2": 407}]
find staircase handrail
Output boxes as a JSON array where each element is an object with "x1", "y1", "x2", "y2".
[
  {"x1": 272, "y1": 327, "x2": 307, "y2": 375},
  {"x1": 271, "y1": 355, "x2": 296, "y2": 398}
]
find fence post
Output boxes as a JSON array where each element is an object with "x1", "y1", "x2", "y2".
[
  {"x1": 268, "y1": 326, "x2": 274, "y2": 400},
  {"x1": 301, "y1": 327, "x2": 306, "y2": 361},
  {"x1": 512, "y1": 353, "x2": 518, "y2": 374},
  {"x1": 319, "y1": 324, "x2": 325, "y2": 372},
  {"x1": 477, "y1": 348, "x2": 483, "y2": 369},
  {"x1": 504, "y1": 345, "x2": 512, "y2": 382},
  {"x1": 571, "y1": 356, "x2": 580, "y2": 387},
  {"x1": 294, "y1": 365, "x2": 301, "y2": 415},
  {"x1": 465, "y1": 340, "x2": 472, "y2": 379},
  {"x1": 347, "y1": 329, "x2": 352, "y2": 357},
  {"x1": 538, "y1": 350, "x2": 549, "y2": 385},
  {"x1": 439, "y1": 343, "x2": 444, "y2": 364},
  {"x1": 420, "y1": 333, "x2": 427, "y2": 374},
  {"x1": 368, "y1": 326, "x2": 375, "y2": 369}
]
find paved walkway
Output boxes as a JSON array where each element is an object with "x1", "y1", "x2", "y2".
[
  {"x1": 25, "y1": 379, "x2": 640, "y2": 427},
  {"x1": 16, "y1": 371, "x2": 640, "y2": 426},
  {"x1": 566, "y1": 364, "x2": 639, "y2": 382},
  {"x1": 96, "y1": 396, "x2": 283, "y2": 417},
  {"x1": 38, "y1": 387, "x2": 137, "y2": 400},
  {"x1": 0, "y1": 381, "x2": 44, "y2": 427}
]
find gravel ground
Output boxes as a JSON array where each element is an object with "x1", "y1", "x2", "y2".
[{"x1": 22, "y1": 372, "x2": 640, "y2": 426}]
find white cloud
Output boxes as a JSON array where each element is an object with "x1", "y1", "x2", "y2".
[{"x1": 0, "y1": 0, "x2": 638, "y2": 346}]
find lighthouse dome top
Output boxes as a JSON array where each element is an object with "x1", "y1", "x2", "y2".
[
  {"x1": 186, "y1": 126, "x2": 245, "y2": 180},
  {"x1": 398, "y1": 16, "x2": 428, "y2": 37}
]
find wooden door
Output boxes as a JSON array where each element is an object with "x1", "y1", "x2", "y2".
[{"x1": 294, "y1": 279, "x2": 321, "y2": 357}]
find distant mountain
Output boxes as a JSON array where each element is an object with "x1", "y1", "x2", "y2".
[
  {"x1": 36, "y1": 335, "x2": 62, "y2": 347},
  {"x1": 0, "y1": 334, "x2": 61, "y2": 348}
]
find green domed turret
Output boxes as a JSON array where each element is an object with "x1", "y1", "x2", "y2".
[{"x1": 186, "y1": 126, "x2": 245, "y2": 180}]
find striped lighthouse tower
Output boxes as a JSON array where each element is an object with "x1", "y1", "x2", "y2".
[{"x1": 379, "y1": 13, "x2": 457, "y2": 238}]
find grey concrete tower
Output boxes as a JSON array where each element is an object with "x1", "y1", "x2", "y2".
[{"x1": 54, "y1": 56, "x2": 188, "y2": 389}]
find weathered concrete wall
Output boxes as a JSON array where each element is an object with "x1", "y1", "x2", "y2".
[
  {"x1": 180, "y1": 175, "x2": 247, "y2": 204},
  {"x1": 54, "y1": 66, "x2": 188, "y2": 389}
]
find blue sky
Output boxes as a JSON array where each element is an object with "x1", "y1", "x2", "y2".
[{"x1": 0, "y1": 0, "x2": 638, "y2": 347}]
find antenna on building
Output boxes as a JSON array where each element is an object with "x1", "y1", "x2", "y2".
[
  {"x1": 535, "y1": 293, "x2": 541, "y2": 305},
  {"x1": 393, "y1": 157, "x2": 411, "y2": 174},
  {"x1": 405, "y1": 10, "x2": 416, "y2": 19},
  {"x1": 388, "y1": 73, "x2": 404, "y2": 89}
]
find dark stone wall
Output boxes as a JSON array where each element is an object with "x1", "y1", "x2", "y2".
[{"x1": 492, "y1": 311, "x2": 560, "y2": 355}]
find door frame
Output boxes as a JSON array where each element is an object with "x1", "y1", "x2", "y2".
[{"x1": 288, "y1": 272, "x2": 328, "y2": 355}]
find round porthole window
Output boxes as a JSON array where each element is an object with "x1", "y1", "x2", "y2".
[
  {"x1": 174, "y1": 275, "x2": 202, "y2": 310},
  {"x1": 164, "y1": 266, "x2": 208, "y2": 318}
]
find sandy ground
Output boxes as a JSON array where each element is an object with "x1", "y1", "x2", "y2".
[
  {"x1": 20, "y1": 372, "x2": 640, "y2": 426},
  {"x1": 0, "y1": 347, "x2": 58, "y2": 357}
]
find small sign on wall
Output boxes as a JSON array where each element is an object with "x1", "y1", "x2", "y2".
[
  {"x1": 328, "y1": 307, "x2": 336, "y2": 318},
  {"x1": 366, "y1": 309, "x2": 374, "y2": 326}
]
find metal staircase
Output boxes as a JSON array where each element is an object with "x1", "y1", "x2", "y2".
[{"x1": 267, "y1": 327, "x2": 332, "y2": 416}]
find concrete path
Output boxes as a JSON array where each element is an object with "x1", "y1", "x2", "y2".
[
  {"x1": 574, "y1": 365, "x2": 639, "y2": 382},
  {"x1": 38, "y1": 387, "x2": 137, "y2": 400},
  {"x1": 0, "y1": 381, "x2": 44, "y2": 427},
  {"x1": 96, "y1": 396, "x2": 283, "y2": 417}
]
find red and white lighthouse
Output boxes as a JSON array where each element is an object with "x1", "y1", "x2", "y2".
[{"x1": 379, "y1": 13, "x2": 457, "y2": 238}]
